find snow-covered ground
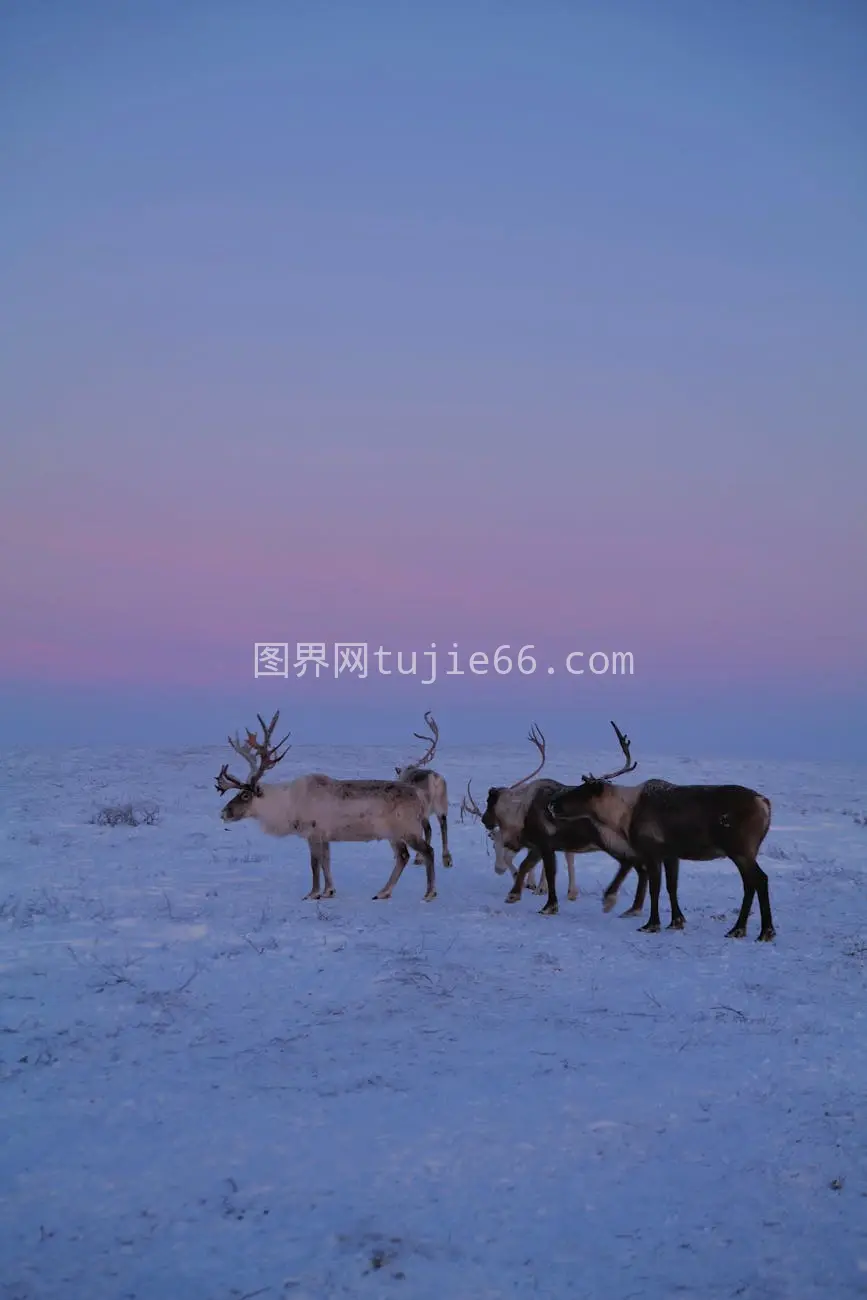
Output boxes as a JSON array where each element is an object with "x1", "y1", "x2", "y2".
[{"x1": 1, "y1": 741, "x2": 865, "y2": 1299}]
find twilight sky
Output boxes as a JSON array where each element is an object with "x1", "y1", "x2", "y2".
[{"x1": 1, "y1": 1, "x2": 865, "y2": 760}]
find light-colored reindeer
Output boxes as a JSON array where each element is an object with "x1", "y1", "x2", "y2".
[
  {"x1": 394, "y1": 711, "x2": 453, "y2": 868},
  {"x1": 215, "y1": 711, "x2": 439, "y2": 902},
  {"x1": 460, "y1": 724, "x2": 581, "y2": 902}
]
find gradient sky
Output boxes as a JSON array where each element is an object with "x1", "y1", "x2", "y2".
[{"x1": 2, "y1": 1, "x2": 865, "y2": 760}]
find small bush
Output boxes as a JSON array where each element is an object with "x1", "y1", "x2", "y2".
[{"x1": 91, "y1": 802, "x2": 160, "y2": 827}]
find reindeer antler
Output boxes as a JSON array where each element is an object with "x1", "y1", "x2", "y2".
[
  {"x1": 459, "y1": 779, "x2": 483, "y2": 823},
  {"x1": 215, "y1": 710, "x2": 292, "y2": 794},
  {"x1": 507, "y1": 722, "x2": 547, "y2": 789},
  {"x1": 247, "y1": 711, "x2": 292, "y2": 770},
  {"x1": 408, "y1": 711, "x2": 439, "y2": 768},
  {"x1": 582, "y1": 720, "x2": 636, "y2": 783},
  {"x1": 215, "y1": 764, "x2": 246, "y2": 794}
]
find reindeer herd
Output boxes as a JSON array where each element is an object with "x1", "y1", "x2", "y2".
[{"x1": 215, "y1": 710, "x2": 777, "y2": 942}]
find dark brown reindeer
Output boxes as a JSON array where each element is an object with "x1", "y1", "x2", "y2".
[
  {"x1": 532, "y1": 726, "x2": 776, "y2": 939},
  {"x1": 504, "y1": 721, "x2": 651, "y2": 917},
  {"x1": 459, "y1": 724, "x2": 582, "y2": 900}
]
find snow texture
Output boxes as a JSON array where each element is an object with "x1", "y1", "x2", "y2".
[{"x1": 1, "y1": 741, "x2": 866, "y2": 1299}]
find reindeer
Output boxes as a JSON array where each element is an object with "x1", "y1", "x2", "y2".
[
  {"x1": 215, "y1": 711, "x2": 439, "y2": 902},
  {"x1": 460, "y1": 723, "x2": 641, "y2": 909},
  {"x1": 491, "y1": 722, "x2": 649, "y2": 916},
  {"x1": 523, "y1": 724, "x2": 776, "y2": 939},
  {"x1": 394, "y1": 711, "x2": 453, "y2": 868},
  {"x1": 458, "y1": 724, "x2": 572, "y2": 897}
]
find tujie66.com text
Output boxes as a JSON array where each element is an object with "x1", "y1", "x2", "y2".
[{"x1": 254, "y1": 643, "x2": 634, "y2": 684}]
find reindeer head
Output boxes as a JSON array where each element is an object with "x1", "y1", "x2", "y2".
[
  {"x1": 481, "y1": 787, "x2": 502, "y2": 831},
  {"x1": 459, "y1": 779, "x2": 508, "y2": 836},
  {"x1": 459, "y1": 780, "x2": 482, "y2": 825},
  {"x1": 459, "y1": 723, "x2": 547, "y2": 833},
  {"x1": 215, "y1": 711, "x2": 291, "y2": 822}
]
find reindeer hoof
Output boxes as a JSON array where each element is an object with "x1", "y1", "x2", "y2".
[
  {"x1": 373, "y1": 892, "x2": 391, "y2": 901},
  {"x1": 567, "y1": 890, "x2": 579, "y2": 902},
  {"x1": 539, "y1": 901, "x2": 559, "y2": 915},
  {"x1": 667, "y1": 917, "x2": 685, "y2": 929},
  {"x1": 303, "y1": 891, "x2": 321, "y2": 901},
  {"x1": 505, "y1": 891, "x2": 520, "y2": 904},
  {"x1": 638, "y1": 921, "x2": 660, "y2": 933},
  {"x1": 621, "y1": 907, "x2": 643, "y2": 918},
  {"x1": 321, "y1": 888, "x2": 336, "y2": 899},
  {"x1": 756, "y1": 927, "x2": 776, "y2": 942},
  {"x1": 423, "y1": 890, "x2": 437, "y2": 901},
  {"x1": 725, "y1": 924, "x2": 747, "y2": 938},
  {"x1": 602, "y1": 895, "x2": 617, "y2": 913},
  {"x1": 443, "y1": 853, "x2": 453, "y2": 868}
]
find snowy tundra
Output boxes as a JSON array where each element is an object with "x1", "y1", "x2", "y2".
[{"x1": 1, "y1": 738, "x2": 866, "y2": 1299}]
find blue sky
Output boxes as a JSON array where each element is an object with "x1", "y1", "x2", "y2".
[{"x1": 1, "y1": 0, "x2": 865, "y2": 760}]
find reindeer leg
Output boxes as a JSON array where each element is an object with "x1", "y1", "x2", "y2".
[
  {"x1": 506, "y1": 849, "x2": 538, "y2": 903},
  {"x1": 535, "y1": 851, "x2": 552, "y2": 894},
  {"x1": 727, "y1": 857, "x2": 774, "y2": 940},
  {"x1": 516, "y1": 848, "x2": 542, "y2": 893},
  {"x1": 374, "y1": 841, "x2": 410, "y2": 900},
  {"x1": 616, "y1": 865, "x2": 647, "y2": 917},
  {"x1": 512, "y1": 847, "x2": 538, "y2": 889},
  {"x1": 539, "y1": 847, "x2": 559, "y2": 915},
  {"x1": 602, "y1": 862, "x2": 633, "y2": 913},
  {"x1": 566, "y1": 851, "x2": 578, "y2": 902},
  {"x1": 753, "y1": 862, "x2": 775, "y2": 942},
  {"x1": 414, "y1": 818, "x2": 432, "y2": 865},
  {"x1": 408, "y1": 834, "x2": 437, "y2": 901},
  {"x1": 626, "y1": 865, "x2": 648, "y2": 916},
  {"x1": 664, "y1": 858, "x2": 685, "y2": 928},
  {"x1": 319, "y1": 841, "x2": 336, "y2": 899},
  {"x1": 303, "y1": 840, "x2": 323, "y2": 900},
  {"x1": 638, "y1": 860, "x2": 662, "y2": 932},
  {"x1": 439, "y1": 813, "x2": 453, "y2": 868},
  {"x1": 726, "y1": 858, "x2": 756, "y2": 938}
]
